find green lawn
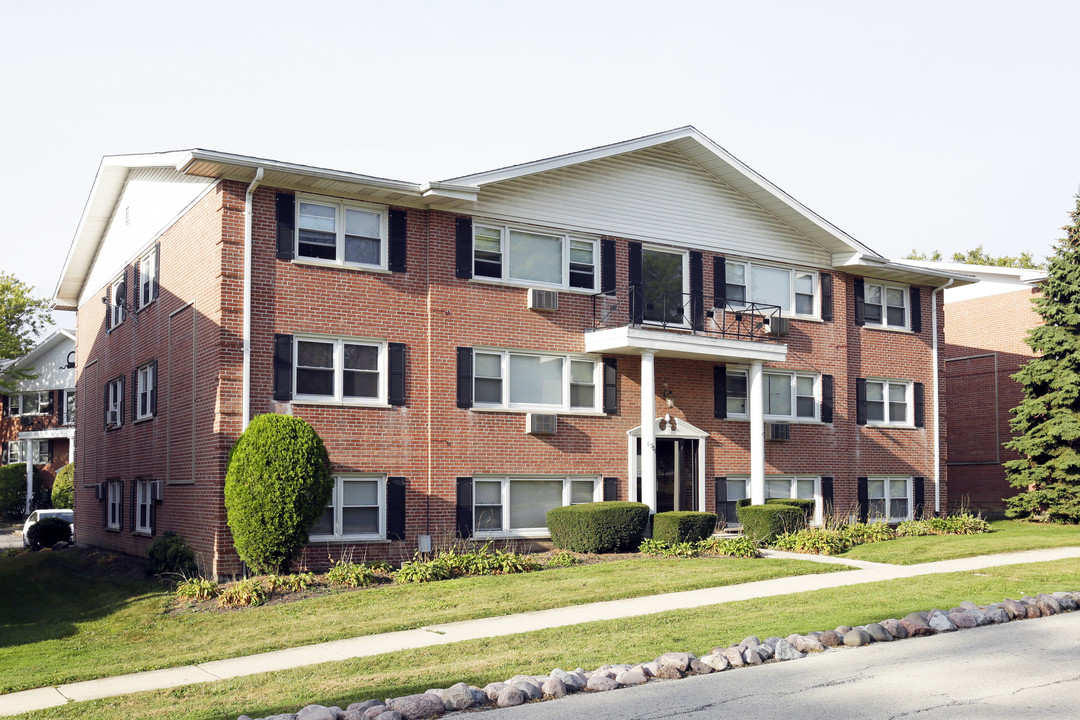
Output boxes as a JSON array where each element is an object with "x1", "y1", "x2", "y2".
[
  {"x1": 14, "y1": 557, "x2": 1079, "y2": 720},
  {"x1": 0, "y1": 548, "x2": 844, "y2": 694},
  {"x1": 838, "y1": 520, "x2": 1080, "y2": 564}
]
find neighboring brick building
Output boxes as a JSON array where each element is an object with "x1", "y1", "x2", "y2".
[
  {"x1": 54, "y1": 128, "x2": 973, "y2": 576},
  {"x1": 905, "y1": 262, "x2": 1045, "y2": 516},
  {"x1": 1, "y1": 329, "x2": 77, "y2": 511}
]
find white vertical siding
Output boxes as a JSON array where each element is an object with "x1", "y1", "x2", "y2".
[{"x1": 469, "y1": 144, "x2": 831, "y2": 268}]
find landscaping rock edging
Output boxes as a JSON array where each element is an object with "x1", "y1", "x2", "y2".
[{"x1": 236, "y1": 590, "x2": 1080, "y2": 720}]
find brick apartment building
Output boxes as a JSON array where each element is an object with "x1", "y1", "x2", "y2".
[
  {"x1": 54, "y1": 127, "x2": 973, "y2": 576},
  {"x1": 905, "y1": 262, "x2": 1045, "y2": 516},
  {"x1": 1, "y1": 329, "x2": 76, "y2": 511}
]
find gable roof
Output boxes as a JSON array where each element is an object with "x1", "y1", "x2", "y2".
[{"x1": 5, "y1": 329, "x2": 75, "y2": 373}]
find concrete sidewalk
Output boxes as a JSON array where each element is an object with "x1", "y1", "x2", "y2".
[{"x1": 3, "y1": 546, "x2": 1079, "y2": 716}]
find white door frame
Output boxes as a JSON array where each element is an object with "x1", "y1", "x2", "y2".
[{"x1": 628, "y1": 415, "x2": 709, "y2": 512}]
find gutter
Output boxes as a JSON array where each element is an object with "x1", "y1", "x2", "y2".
[
  {"x1": 931, "y1": 278, "x2": 955, "y2": 514},
  {"x1": 242, "y1": 168, "x2": 264, "y2": 431}
]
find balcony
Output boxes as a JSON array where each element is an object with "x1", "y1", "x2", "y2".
[{"x1": 585, "y1": 287, "x2": 788, "y2": 364}]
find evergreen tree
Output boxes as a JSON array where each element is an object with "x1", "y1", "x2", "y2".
[{"x1": 1004, "y1": 195, "x2": 1080, "y2": 522}]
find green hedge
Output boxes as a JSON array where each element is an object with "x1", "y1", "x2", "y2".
[
  {"x1": 736, "y1": 503, "x2": 806, "y2": 543},
  {"x1": 765, "y1": 497, "x2": 815, "y2": 524},
  {"x1": 652, "y1": 511, "x2": 718, "y2": 544},
  {"x1": 51, "y1": 464, "x2": 74, "y2": 509},
  {"x1": 547, "y1": 501, "x2": 650, "y2": 553},
  {"x1": 0, "y1": 463, "x2": 42, "y2": 520}
]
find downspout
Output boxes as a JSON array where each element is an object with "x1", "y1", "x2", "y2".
[
  {"x1": 242, "y1": 168, "x2": 264, "y2": 431},
  {"x1": 931, "y1": 278, "x2": 954, "y2": 514}
]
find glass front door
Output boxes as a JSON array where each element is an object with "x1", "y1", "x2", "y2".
[
  {"x1": 642, "y1": 249, "x2": 685, "y2": 324},
  {"x1": 638, "y1": 438, "x2": 699, "y2": 512}
]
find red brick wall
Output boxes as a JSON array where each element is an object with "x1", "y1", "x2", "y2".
[{"x1": 943, "y1": 287, "x2": 1041, "y2": 515}]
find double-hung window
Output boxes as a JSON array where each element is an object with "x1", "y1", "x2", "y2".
[
  {"x1": 63, "y1": 390, "x2": 76, "y2": 426},
  {"x1": 32, "y1": 441, "x2": 50, "y2": 465},
  {"x1": 765, "y1": 476, "x2": 821, "y2": 524},
  {"x1": 866, "y1": 379, "x2": 911, "y2": 425},
  {"x1": 296, "y1": 197, "x2": 388, "y2": 269},
  {"x1": 9, "y1": 392, "x2": 49, "y2": 416},
  {"x1": 724, "y1": 261, "x2": 817, "y2": 318},
  {"x1": 8, "y1": 442, "x2": 23, "y2": 464},
  {"x1": 106, "y1": 378, "x2": 123, "y2": 428},
  {"x1": 137, "y1": 247, "x2": 158, "y2": 309},
  {"x1": 107, "y1": 480, "x2": 122, "y2": 530},
  {"x1": 868, "y1": 477, "x2": 911, "y2": 522},
  {"x1": 472, "y1": 350, "x2": 598, "y2": 412},
  {"x1": 135, "y1": 479, "x2": 154, "y2": 534},
  {"x1": 110, "y1": 276, "x2": 126, "y2": 327},
  {"x1": 726, "y1": 369, "x2": 819, "y2": 421},
  {"x1": 311, "y1": 475, "x2": 385, "y2": 540},
  {"x1": 474, "y1": 476, "x2": 598, "y2": 537},
  {"x1": 136, "y1": 363, "x2": 156, "y2": 420},
  {"x1": 864, "y1": 282, "x2": 908, "y2": 329},
  {"x1": 472, "y1": 223, "x2": 598, "y2": 291},
  {"x1": 294, "y1": 337, "x2": 385, "y2": 404}
]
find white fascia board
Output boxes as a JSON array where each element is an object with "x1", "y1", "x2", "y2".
[
  {"x1": 836, "y1": 257, "x2": 979, "y2": 287},
  {"x1": 899, "y1": 259, "x2": 1047, "y2": 285}
]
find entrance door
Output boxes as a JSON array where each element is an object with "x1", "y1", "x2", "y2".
[{"x1": 640, "y1": 438, "x2": 699, "y2": 512}]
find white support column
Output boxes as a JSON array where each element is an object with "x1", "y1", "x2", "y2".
[
  {"x1": 749, "y1": 361, "x2": 765, "y2": 505},
  {"x1": 24, "y1": 442, "x2": 33, "y2": 515},
  {"x1": 640, "y1": 352, "x2": 657, "y2": 513}
]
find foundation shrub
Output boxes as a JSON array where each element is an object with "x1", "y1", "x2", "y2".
[
  {"x1": 50, "y1": 464, "x2": 74, "y2": 510},
  {"x1": 26, "y1": 516, "x2": 71, "y2": 550},
  {"x1": 547, "y1": 501, "x2": 650, "y2": 553},
  {"x1": 147, "y1": 530, "x2": 198, "y2": 577},
  {"x1": 652, "y1": 511, "x2": 718, "y2": 544},
  {"x1": 772, "y1": 528, "x2": 852, "y2": 555},
  {"x1": 0, "y1": 463, "x2": 41, "y2": 520},
  {"x1": 737, "y1": 504, "x2": 806, "y2": 544},
  {"x1": 698, "y1": 535, "x2": 760, "y2": 558},
  {"x1": 765, "y1": 497, "x2": 816, "y2": 524}
]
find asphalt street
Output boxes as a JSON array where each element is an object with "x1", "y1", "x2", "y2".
[
  {"x1": 476, "y1": 610, "x2": 1080, "y2": 720},
  {"x1": 0, "y1": 530, "x2": 21, "y2": 549}
]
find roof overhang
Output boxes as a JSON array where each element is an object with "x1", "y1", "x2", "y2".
[
  {"x1": 833, "y1": 255, "x2": 979, "y2": 287},
  {"x1": 6, "y1": 329, "x2": 75, "y2": 373},
  {"x1": 584, "y1": 326, "x2": 788, "y2": 364}
]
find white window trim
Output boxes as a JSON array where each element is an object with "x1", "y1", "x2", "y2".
[
  {"x1": 727, "y1": 474, "x2": 823, "y2": 526},
  {"x1": 63, "y1": 389, "x2": 76, "y2": 426},
  {"x1": 641, "y1": 245, "x2": 691, "y2": 328},
  {"x1": 472, "y1": 221, "x2": 599, "y2": 293},
  {"x1": 137, "y1": 247, "x2": 158, "y2": 310},
  {"x1": 292, "y1": 335, "x2": 389, "y2": 406},
  {"x1": 294, "y1": 195, "x2": 389, "y2": 270},
  {"x1": 8, "y1": 391, "x2": 49, "y2": 417},
  {"x1": 309, "y1": 474, "x2": 386, "y2": 542},
  {"x1": 725, "y1": 368, "x2": 822, "y2": 423},
  {"x1": 868, "y1": 475, "x2": 913, "y2": 523},
  {"x1": 473, "y1": 475, "x2": 600, "y2": 539},
  {"x1": 136, "y1": 364, "x2": 155, "y2": 421},
  {"x1": 107, "y1": 378, "x2": 123, "y2": 428},
  {"x1": 107, "y1": 480, "x2": 122, "y2": 530},
  {"x1": 863, "y1": 281, "x2": 909, "y2": 330},
  {"x1": 32, "y1": 440, "x2": 50, "y2": 465},
  {"x1": 110, "y1": 276, "x2": 126, "y2": 327},
  {"x1": 135, "y1": 479, "x2": 153, "y2": 534},
  {"x1": 8, "y1": 441, "x2": 23, "y2": 464},
  {"x1": 865, "y1": 378, "x2": 913, "y2": 428},
  {"x1": 723, "y1": 260, "x2": 819, "y2": 319},
  {"x1": 472, "y1": 348, "x2": 601, "y2": 414}
]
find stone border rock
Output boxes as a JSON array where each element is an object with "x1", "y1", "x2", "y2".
[{"x1": 237, "y1": 591, "x2": 1080, "y2": 720}]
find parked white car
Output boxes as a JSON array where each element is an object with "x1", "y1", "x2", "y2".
[{"x1": 22, "y1": 509, "x2": 75, "y2": 548}]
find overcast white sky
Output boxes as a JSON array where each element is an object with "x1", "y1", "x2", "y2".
[{"x1": 2, "y1": 0, "x2": 1078, "y2": 331}]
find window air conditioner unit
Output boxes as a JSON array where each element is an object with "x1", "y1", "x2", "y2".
[
  {"x1": 766, "y1": 316, "x2": 790, "y2": 337},
  {"x1": 766, "y1": 422, "x2": 791, "y2": 441},
  {"x1": 95, "y1": 483, "x2": 106, "y2": 500},
  {"x1": 526, "y1": 413, "x2": 558, "y2": 435},
  {"x1": 151, "y1": 480, "x2": 163, "y2": 502},
  {"x1": 527, "y1": 288, "x2": 559, "y2": 312}
]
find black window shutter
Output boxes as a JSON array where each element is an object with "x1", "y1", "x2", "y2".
[
  {"x1": 857, "y1": 477, "x2": 869, "y2": 523},
  {"x1": 105, "y1": 283, "x2": 112, "y2": 332},
  {"x1": 131, "y1": 369, "x2": 138, "y2": 422},
  {"x1": 456, "y1": 347, "x2": 473, "y2": 409},
  {"x1": 119, "y1": 375, "x2": 125, "y2": 424},
  {"x1": 273, "y1": 334, "x2": 293, "y2": 402},
  {"x1": 388, "y1": 209, "x2": 407, "y2": 273},
  {"x1": 455, "y1": 477, "x2": 473, "y2": 538},
  {"x1": 910, "y1": 286, "x2": 922, "y2": 332},
  {"x1": 133, "y1": 258, "x2": 140, "y2": 309},
  {"x1": 130, "y1": 479, "x2": 136, "y2": 532},
  {"x1": 44, "y1": 391, "x2": 54, "y2": 416},
  {"x1": 855, "y1": 378, "x2": 867, "y2": 425},
  {"x1": 913, "y1": 382, "x2": 925, "y2": 428},
  {"x1": 1, "y1": 442, "x2": 6, "y2": 464},
  {"x1": 386, "y1": 476, "x2": 406, "y2": 540},
  {"x1": 153, "y1": 242, "x2": 161, "y2": 301},
  {"x1": 714, "y1": 365, "x2": 727, "y2": 419},
  {"x1": 103, "y1": 382, "x2": 109, "y2": 428},
  {"x1": 853, "y1": 277, "x2": 865, "y2": 326},
  {"x1": 389, "y1": 343, "x2": 406, "y2": 406},
  {"x1": 149, "y1": 485, "x2": 158, "y2": 536},
  {"x1": 102, "y1": 484, "x2": 108, "y2": 528},
  {"x1": 820, "y1": 477, "x2": 834, "y2": 515},
  {"x1": 628, "y1": 242, "x2": 643, "y2": 324},
  {"x1": 48, "y1": 439, "x2": 54, "y2": 462},
  {"x1": 600, "y1": 239, "x2": 616, "y2": 294},
  {"x1": 913, "y1": 477, "x2": 925, "y2": 519},
  {"x1": 151, "y1": 359, "x2": 159, "y2": 416},
  {"x1": 689, "y1": 250, "x2": 704, "y2": 331},
  {"x1": 713, "y1": 256, "x2": 727, "y2": 307},
  {"x1": 820, "y1": 273, "x2": 833, "y2": 322},
  {"x1": 275, "y1": 193, "x2": 295, "y2": 260},
  {"x1": 821, "y1": 374, "x2": 834, "y2": 424},
  {"x1": 53, "y1": 390, "x2": 62, "y2": 422},
  {"x1": 602, "y1": 358, "x2": 618, "y2": 414},
  {"x1": 714, "y1": 477, "x2": 725, "y2": 516},
  {"x1": 603, "y1": 477, "x2": 617, "y2": 501},
  {"x1": 455, "y1": 217, "x2": 473, "y2": 279},
  {"x1": 0, "y1": 395, "x2": 6, "y2": 415}
]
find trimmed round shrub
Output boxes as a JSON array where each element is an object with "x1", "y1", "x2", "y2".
[
  {"x1": 736, "y1": 503, "x2": 806, "y2": 544},
  {"x1": 148, "y1": 530, "x2": 198, "y2": 577},
  {"x1": 652, "y1": 511, "x2": 718, "y2": 544},
  {"x1": 27, "y1": 516, "x2": 72, "y2": 550},
  {"x1": 0, "y1": 463, "x2": 42, "y2": 520},
  {"x1": 547, "y1": 501, "x2": 650, "y2": 553},
  {"x1": 224, "y1": 414, "x2": 333, "y2": 574},
  {"x1": 51, "y1": 464, "x2": 74, "y2": 510}
]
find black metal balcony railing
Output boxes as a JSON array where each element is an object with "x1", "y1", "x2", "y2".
[{"x1": 590, "y1": 286, "x2": 782, "y2": 342}]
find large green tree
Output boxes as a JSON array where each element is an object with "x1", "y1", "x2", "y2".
[
  {"x1": 904, "y1": 245, "x2": 1046, "y2": 269},
  {"x1": 0, "y1": 273, "x2": 52, "y2": 392},
  {"x1": 1003, "y1": 196, "x2": 1080, "y2": 522}
]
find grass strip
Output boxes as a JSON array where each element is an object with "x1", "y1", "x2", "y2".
[
  {"x1": 0, "y1": 550, "x2": 843, "y2": 693},
  {"x1": 12, "y1": 558, "x2": 1079, "y2": 720},
  {"x1": 838, "y1": 520, "x2": 1080, "y2": 564}
]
